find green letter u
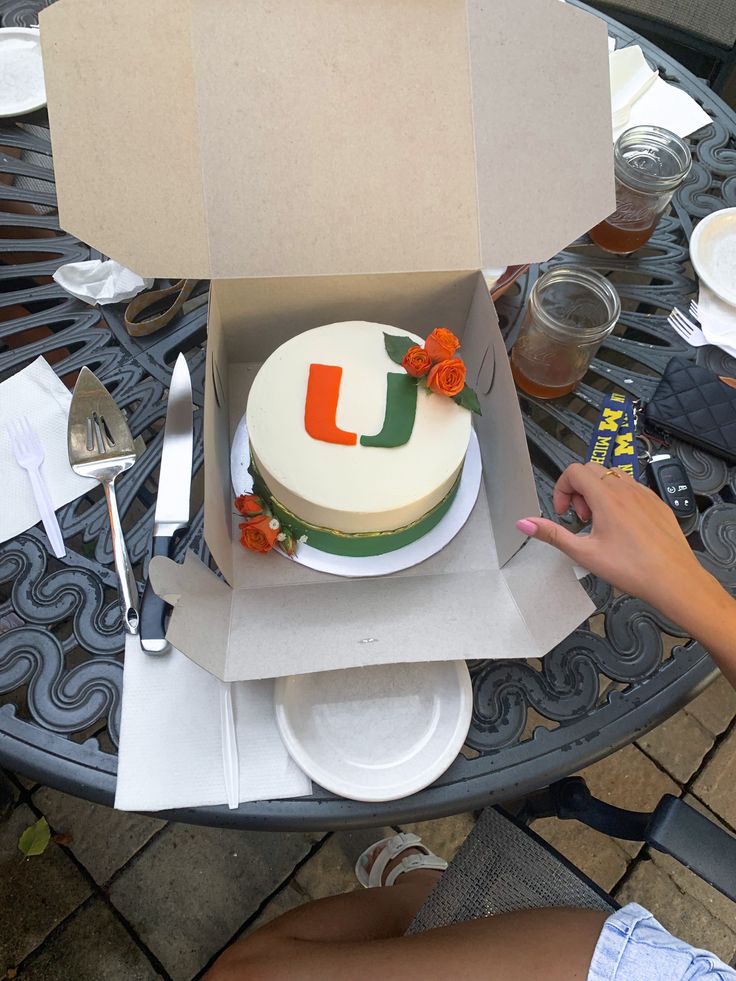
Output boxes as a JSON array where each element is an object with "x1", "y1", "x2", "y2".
[{"x1": 360, "y1": 373, "x2": 417, "y2": 448}]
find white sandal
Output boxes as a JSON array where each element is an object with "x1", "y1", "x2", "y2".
[{"x1": 355, "y1": 832, "x2": 448, "y2": 888}]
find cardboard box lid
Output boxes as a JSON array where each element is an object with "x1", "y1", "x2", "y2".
[{"x1": 40, "y1": 0, "x2": 614, "y2": 279}]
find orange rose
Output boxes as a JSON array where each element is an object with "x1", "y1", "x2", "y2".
[
  {"x1": 239, "y1": 515, "x2": 280, "y2": 554},
  {"x1": 424, "y1": 328, "x2": 460, "y2": 363},
  {"x1": 427, "y1": 358, "x2": 466, "y2": 398},
  {"x1": 402, "y1": 345, "x2": 432, "y2": 378},
  {"x1": 234, "y1": 493, "x2": 264, "y2": 517}
]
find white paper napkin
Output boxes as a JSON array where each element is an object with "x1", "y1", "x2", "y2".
[
  {"x1": 610, "y1": 45, "x2": 712, "y2": 142},
  {"x1": 696, "y1": 285, "x2": 736, "y2": 360},
  {"x1": 483, "y1": 266, "x2": 507, "y2": 291},
  {"x1": 53, "y1": 259, "x2": 153, "y2": 305},
  {"x1": 610, "y1": 45, "x2": 658, "y2": 131},
  {"x1": 0, "y1": 357, "x2": 94, "y2": 545},
  {"x1": 115, "y1": 634, "x2": 312, "y2": 812}
]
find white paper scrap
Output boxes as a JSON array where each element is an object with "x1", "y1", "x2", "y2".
[
  {"x1": 697, "y1": 285, "x2": 736, "y2": 360},
  {"x1": 115, "y1": 635, "x2": 312, "y2": 812}
]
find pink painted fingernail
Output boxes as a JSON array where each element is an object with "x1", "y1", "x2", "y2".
[{"x1": 516, "y1": 518, "x2": 538, "y2": 536}]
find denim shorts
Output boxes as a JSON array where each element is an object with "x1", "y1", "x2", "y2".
[{"x1": 589, "y1": 904, "x2": 736, "y2": 981}]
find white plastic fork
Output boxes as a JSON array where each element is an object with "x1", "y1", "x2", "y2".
[
  {"x1": 689, "y1": 299, "x2": 704, "y2": 323},
  {"x1": 667, "y1": 307, "x2": 708, "y2": 347},
  {"x1": 7, "y1": 417, "x2": 66, "y2": 558}
]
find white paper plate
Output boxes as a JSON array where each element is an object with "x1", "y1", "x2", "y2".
[
  {"x1": 230, "y1": 414, "x2": 482, "y2": 578},
  {"x1": 0, "y1": 28, "x2": 46, "y2": 117},
  {"x1": 690, "y1": 208, "x2": 736, "y2": 308},
  {"x1": 274, "y1": 661, "x2": 473, "y2": 802}
]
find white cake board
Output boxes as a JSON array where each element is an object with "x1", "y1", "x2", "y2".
[{"x1": 230, "y1": 412, "x2": 482, "y2": 578}]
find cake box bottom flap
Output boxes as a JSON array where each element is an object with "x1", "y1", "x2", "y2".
[{"x1": 149, "y1": 509, "x2": 595, "y2": 683}]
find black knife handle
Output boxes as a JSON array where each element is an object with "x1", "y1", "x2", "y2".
[{"x1": 140, "y1": 535, "x2": 176, "y2": 653}]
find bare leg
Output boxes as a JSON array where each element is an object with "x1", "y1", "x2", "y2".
[{"x1": 206, "y1": 851, "x2": 606, "y2": 981}]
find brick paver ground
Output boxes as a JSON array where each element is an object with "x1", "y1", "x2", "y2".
[{"x1": 2, "y1": 672, "x2": 735, "y2": 979}]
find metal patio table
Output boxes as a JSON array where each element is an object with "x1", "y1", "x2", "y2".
[{"x1": 1, "y1": 1, "x2": 735, "y2": 831}]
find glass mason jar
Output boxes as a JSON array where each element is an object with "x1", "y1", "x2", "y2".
[
  {"x1": 511, "y1": 266, "x2": 621, "y2": 399},
  {"x1": 589, "y1": 125, "x2": 692, "y2": 254}
]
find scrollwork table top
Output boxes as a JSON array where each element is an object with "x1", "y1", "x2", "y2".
[{"x1": 0, "y1": 0, "x2": 734, "y2": 829}]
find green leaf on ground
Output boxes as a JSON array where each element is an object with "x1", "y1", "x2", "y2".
[{"x1": 18, "y1": 816, "x2": 51, "y2": 857}]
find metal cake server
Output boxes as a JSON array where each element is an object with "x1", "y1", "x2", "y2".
[
  {"x1": 68, "y1": 367, "x2": 139, "y2": 634},
  {"x1": 139, "y1": 352, "x2": 194, "y2": 653}
]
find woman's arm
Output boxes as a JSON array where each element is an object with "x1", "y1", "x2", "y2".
[{"x1": 517, "y1": 462, "x2": 736, "y2": 687}]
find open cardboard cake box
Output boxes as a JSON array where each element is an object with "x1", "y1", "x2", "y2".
[{"x1": 41, "y1": 0, "x2": 615, "y2": 683}]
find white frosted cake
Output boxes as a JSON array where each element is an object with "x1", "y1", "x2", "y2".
[{"x1": 243, "y1": 321, "x2": 474, "y2": 557}]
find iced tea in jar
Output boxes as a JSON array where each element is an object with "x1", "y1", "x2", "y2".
[
  {"x1": 589, "y1": 126, "x2": 692, "y2": 254},
  {"x1": 511, "y1": 266, "x2": 621, "y2": 399}
]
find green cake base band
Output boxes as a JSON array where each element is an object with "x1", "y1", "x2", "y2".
[{"x1": 249, "y1": 460, "x2": 462, "y2": 558}]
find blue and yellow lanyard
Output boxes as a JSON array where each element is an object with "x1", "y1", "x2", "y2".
[{"x1": 585, "y1": 392, "x2": 640, "y2": 480}]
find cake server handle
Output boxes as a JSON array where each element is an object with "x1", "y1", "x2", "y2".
[{"x1": 220, "y1": 682, "x2": 240, "y2": 810}]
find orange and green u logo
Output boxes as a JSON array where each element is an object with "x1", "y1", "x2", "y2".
[{"x1": 304, "y1": 363, "x2": 417, "y2": 448}]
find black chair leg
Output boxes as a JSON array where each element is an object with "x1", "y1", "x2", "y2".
[
  {"x1": 712, "y1": 50, "x2": 736, "y2": 95},
  {"x1": 0, "y1": 769, "x2": 16, "y2": 821},
  {"x1": 522, "y1": 777, "x2": 736, "y2": 903}
]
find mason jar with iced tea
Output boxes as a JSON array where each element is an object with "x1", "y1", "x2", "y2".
[
  {"x1": 589, "y1": 125, "x2": 692, "y2": 254},
  {"x1": 511, "y1": 266, "x2": 621, "y2": 399}
]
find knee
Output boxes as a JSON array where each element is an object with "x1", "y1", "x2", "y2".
[
  {"x1": 203, "y1": 945, "x2": 251, "y2": 981},
  {"x1": 203, "y1": 934, "x2": 283, "y2": 981},
  {"x1": 203, "y1": 959, "x2": 232, "y2": 980}
]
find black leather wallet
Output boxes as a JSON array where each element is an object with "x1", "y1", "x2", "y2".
[{"x1": 644, "y1": 358, "x2": 736, "y2": 464}]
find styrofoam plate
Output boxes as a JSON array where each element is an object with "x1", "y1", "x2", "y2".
[
  {"x1": 274, "y1": 660, "x2": 473, "y2": 802},
  {"x1": 0, "y1": 28, "x2": 46, "y2": 117},
  {"x1": 690, "y1": 208, "x2": 736, "y2": 308},
  {"x1": 230, "y1": 414, "x2": 482, "y2": 578}
]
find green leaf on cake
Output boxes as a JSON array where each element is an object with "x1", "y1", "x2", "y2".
[
  {"x1": 383, "y1": 332, "x2": 416, "y2": 366},
  {"x1": 280, "y1": 527, "x2": 297, "y2": 557},
  {"x1": 454, "y1": 385, "x2": 482, "y2": 415}
]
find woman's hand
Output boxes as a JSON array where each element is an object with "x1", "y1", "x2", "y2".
[
  {"x1": 516, "y1": 462, "x2": 736, "y2": 685},
  {"x1": 515, "y1": 462, "x2": 705, "y2": 617}
]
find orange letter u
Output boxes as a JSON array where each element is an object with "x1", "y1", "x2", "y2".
[{"x1": 304, "y1": 364, "x2": 357, "y2": 446}]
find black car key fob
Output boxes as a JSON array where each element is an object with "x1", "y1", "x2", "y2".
[{"x1": 647, "y1": 453, "x2": 696, "y2": 519}]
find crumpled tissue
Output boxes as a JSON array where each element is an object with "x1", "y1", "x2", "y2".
[{"x1": 53, "y1": 259, "x2": 154, "y2": 305}]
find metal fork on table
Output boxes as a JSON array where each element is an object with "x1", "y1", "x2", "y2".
[
  {"x1": 6, "y1": 417, "x2": 66, "y2": 558},
  {"x1": 667, "y1": 304, "x2": 708, "y2": 347}
]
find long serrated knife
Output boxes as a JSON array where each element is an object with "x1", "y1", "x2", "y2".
[{"x1": 140, "y1": 353, "x2": 193, "y2": 653}]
